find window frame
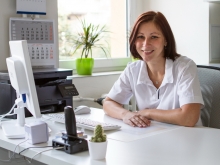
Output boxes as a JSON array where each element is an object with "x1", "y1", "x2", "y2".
[{"x1": 58, "y1": 0, "x2": 133, "y2": 73}]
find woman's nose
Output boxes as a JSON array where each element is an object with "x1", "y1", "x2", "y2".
[{"x1": 142, "y1": 38, "x2": 150, "y2": 46}]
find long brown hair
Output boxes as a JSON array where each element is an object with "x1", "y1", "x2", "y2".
[{"x1": 129, "y1": 11, "x2": 180, "y2": 61}]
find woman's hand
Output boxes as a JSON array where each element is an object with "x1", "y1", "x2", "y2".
[
  {"x1": 122, "y1": 111, "x2": 151, "y2": 127},
  {"x1": 103, "y1": 97, "x2": 151, "y2": 127}
]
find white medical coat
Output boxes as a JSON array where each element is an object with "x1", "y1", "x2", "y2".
[{"x1": 108, "y1": 56, "x2": 204, "y2": 125}]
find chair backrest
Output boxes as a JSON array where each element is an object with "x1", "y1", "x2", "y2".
[{"x1": 197, "y1": 65, "x2": 220, "y2": 129}]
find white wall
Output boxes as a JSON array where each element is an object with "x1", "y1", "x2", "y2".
[
  {"x1": 142, "y1": 0, "x2": 210, "y2": 65},
  {"x1": 0, "y1": 0, "x2": 58, "y2": 70},
  {"x1": 72, "y1": 74, "x2": 120, "y2": 108}
]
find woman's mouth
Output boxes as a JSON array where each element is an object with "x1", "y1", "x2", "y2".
[{"x1": 142, "y1": 50, "x2": 154, "y2": 55}]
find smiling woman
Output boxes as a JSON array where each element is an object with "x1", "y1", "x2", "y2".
[
  {"x1": 103, "y1": 11, "x2": 204, "y2": 128},
  {"x1": 58, "y1": 0, "x2": 128, "y2": 60},
  {"x1": 134, "y1": 22, "x2": 167, "y2": 63}
]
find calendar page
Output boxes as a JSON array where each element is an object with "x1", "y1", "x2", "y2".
[{"x1": 9, "y1": 17, "x2": 57, "y2": 68}]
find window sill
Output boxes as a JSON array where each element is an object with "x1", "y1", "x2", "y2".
[
  {"x1": 67, "y1": 71, "x2": 122, "y2": 79},
  {"x1": 59, "y1": 57, "x2": 131, "y2": 74}
]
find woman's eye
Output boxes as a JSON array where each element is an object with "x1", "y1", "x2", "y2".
[
  {"x1": 151, "y1": 36, "x2": 158, "y2": 39},
  {"x1": 137, "y1": 36, "x2": 144, "y2": 39}
]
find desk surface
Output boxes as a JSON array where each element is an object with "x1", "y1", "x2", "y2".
[{"x1": 0, "y1": 108, "x2": 220, "y2": 165}]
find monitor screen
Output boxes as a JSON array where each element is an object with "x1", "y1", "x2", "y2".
[
  {"x1": 8, "y1": 40, "x2": 41, "y2": 118},
  {"x1": 2, "y1": 40, "x2": 41, "y2": 138}
]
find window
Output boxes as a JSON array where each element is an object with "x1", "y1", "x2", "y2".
[{"x1": 58, "y1": 0, "x2": 128, "y2": 61}]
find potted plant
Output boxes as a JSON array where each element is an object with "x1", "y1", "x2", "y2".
[
  {"x1": 88, "y1": 124, "x2": 107, "y2": 159},
  {"x1": 71, "y1": 19, "x2": 109, "y2": 75}
]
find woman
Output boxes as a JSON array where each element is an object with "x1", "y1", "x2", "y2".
[{"x1": 103, "y1": 11, "x2": 204, "y2": 127}]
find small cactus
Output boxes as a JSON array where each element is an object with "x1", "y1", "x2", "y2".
[{"x1": 90, "y1": 125, "x2": 106, "y2": 142}]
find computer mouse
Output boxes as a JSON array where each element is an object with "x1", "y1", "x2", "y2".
[{"x1": 74, "y1": 105, "x2": 91, "y2": 115}]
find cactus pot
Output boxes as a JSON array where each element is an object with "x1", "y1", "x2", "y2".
[{"x1": 88, "y1": 140, "x2": 107, "y2": 160}]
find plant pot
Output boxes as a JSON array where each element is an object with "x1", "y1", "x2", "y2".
[
  {"x1": 76, "y1": 58, "x2": 94, "y2": 75},
  {"x1": 88, "y1": 140, "x2": 107, "y2": 160}
]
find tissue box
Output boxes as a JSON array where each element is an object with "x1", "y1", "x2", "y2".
[{"x1": 25, "y1": 121, "x2": 48, "y2": 144}]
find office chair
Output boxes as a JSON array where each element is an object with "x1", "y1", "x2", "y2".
[{"x1": 197, "y1": 65, "x2": 220, "y2": 129}]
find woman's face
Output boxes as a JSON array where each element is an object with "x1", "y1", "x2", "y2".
[{"x1": 135, "y1": 22, "x2": 167, "y2": 63}]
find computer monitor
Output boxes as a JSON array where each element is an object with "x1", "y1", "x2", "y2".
[{"x1": 1, "y1": 40, "x2": 41, "y2": 138}]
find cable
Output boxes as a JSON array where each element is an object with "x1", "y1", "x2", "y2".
[
  {"x1": 0, "y1": 113, "x2": 16, "y2": 117},
  {"x1": 29, "y1": 146, "x2": 64, "y2": 163},
  {"x1": 0, "y1": 141, "x2": 59, "y2": 163},
  {"x1": 0, "y1": 139, "x2": 28, "y2": 162},
  {"x1": 94, "y1": 97, "x2": 106, "y2": 106},
  {"x1": 11, "y1": 139, "x2": 28, "y2": 159},
  {"x1": 19, "y1": 146, "x2": 53, "y2": 155},
  {"x1": 0, "y1": 103, "x2": 16, "y2": 117},
  {"x1": 1, "y1": 144, "x2": 54, "y2": 163},
  {"x1": 0, "y1": 103, "x2": 16, "y2": 126},
  {"x1": 73, "y1": 96, "x2": 106, "y2": 106},
  {"x1": 73, "y1": 96, "x2": 95, "y2": 102}
]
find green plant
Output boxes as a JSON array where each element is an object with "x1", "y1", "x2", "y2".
[
  {"x1": 90, "y1": 125, "x2": 107, "y2": 142},
  {"x1": 71, "y1": 19, "x2": 109, "y2": 59}
]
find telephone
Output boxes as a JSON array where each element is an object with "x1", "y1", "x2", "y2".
[{"x1": 58, "y1": 84, "x2": 79, "y2": 97}]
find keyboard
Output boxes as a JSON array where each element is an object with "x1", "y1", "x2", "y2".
[{"x1": 42, "y1": 113, "x2": 121, "y2": 131}]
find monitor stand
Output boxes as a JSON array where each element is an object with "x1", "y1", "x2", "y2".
[
  {"x1": 1, "y1": 122, "x2": 25, "y2": 138},
  {"x1": 1, "y1": 107, "x2": 26, "y2": 138}
]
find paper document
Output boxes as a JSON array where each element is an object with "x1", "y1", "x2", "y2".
[{"x1": 107, "y1": 121, "x2": 180, "y2": 142}]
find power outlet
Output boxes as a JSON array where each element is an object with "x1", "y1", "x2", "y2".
[{"x1": 16, "y1": 0, "x2": 46, "y2": 15}]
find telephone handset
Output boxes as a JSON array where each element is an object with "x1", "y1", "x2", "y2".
[{"x1": 58, "y1": 84, "x2": 79, "y2": 97}]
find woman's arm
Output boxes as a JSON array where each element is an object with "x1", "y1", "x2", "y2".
[
  {"x1": 137, "y1": 103, "x2": 201, "y2": 127},
  {"x1": 103, "y1": 97, "x2": 151, "y2": 127}
]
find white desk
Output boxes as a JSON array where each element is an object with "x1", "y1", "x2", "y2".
[{"x1": 0, "y1": 108, "x2": 220, "y2": 165}]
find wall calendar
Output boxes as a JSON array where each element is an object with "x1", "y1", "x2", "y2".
[{"x1": 9, "y1": 18, "x2": 57, "y2": 68}]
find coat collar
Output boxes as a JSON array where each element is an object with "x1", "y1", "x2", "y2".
[{"x1": 137, "y1": 59, "x2": 174, "y2": 86}]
